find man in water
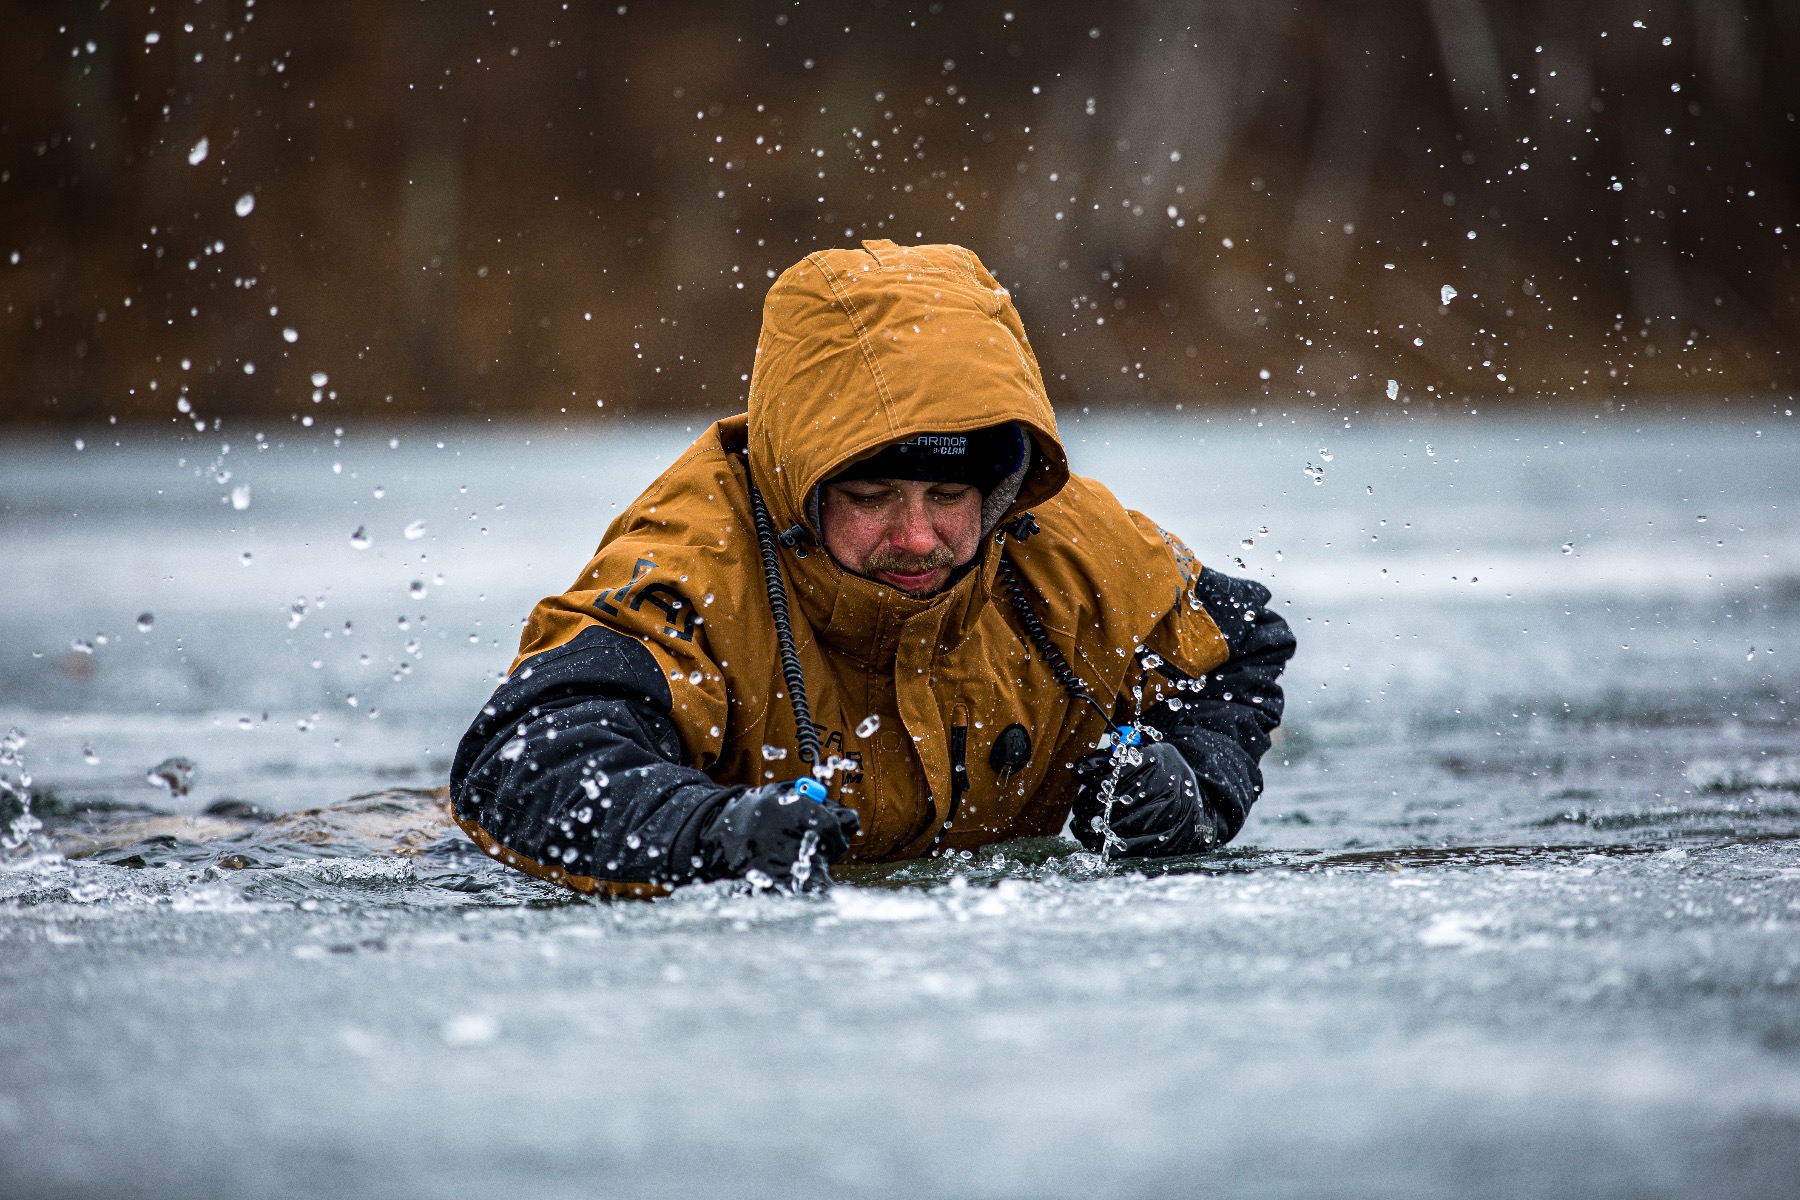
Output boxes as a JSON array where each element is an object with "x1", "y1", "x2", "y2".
[{"x1": 451, "y1": 240, "x2": 1296, "y2": 896}]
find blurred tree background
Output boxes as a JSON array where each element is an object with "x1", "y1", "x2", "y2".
[{"x1": 1, "y1": 0, "x2": 1795, "y2": 428}]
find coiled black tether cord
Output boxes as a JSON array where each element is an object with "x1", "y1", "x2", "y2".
[
  {"x1": 995, "y1": 553, "x2": 1118, "y2": 729},
  {"x1": 745, "y1": 475, "x2": 822, "y2": 767}
]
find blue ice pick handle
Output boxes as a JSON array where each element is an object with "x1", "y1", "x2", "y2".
[
  {"x1": 1114, "y1": 726, "x2": 1143, "y2": 749},
  {"x1": 794, "y1": 778, "x2": 829, "y2": 804}
]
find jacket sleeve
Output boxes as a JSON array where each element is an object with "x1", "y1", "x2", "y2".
[
  {"x1": 1142, "y1": 567, "x2": 1296, "y2": 845},
  {"x1": 449, "y1": 624, "x2": 738, "y2": 898}
]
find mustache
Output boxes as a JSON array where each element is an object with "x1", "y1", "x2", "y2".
[{"x1": 864, "y1": 544, "x2": 957, "y2": 577}]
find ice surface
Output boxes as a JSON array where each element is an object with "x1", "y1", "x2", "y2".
[{"x1": 1, "y1": 413, "x2": 1797, "y2": 1197}]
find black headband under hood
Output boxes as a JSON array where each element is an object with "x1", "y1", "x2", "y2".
[{"x1": 826, "y1": 423, "x2": 1025, "y2": 493}]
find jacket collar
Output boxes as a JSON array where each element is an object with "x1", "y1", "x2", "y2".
[{"x1": 787, "y1": 526, "x2": 999, "y2": 667}]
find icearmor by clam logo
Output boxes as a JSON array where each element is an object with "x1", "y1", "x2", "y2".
[{"x1": 912, "y1": 435, "x2": 966, "y2": 453}]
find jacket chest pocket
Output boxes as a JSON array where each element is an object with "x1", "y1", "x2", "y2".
[{"x1": 857, "y1": 725, "x2": 931, "y2": 857}]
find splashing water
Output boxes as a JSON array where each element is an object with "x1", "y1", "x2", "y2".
[
  {"x1": 791, "y1": 827, "x2": 821, "y2": 890},
  {"x1": 0, "y1": 727, "x2": 51, "y2": 863},
  {"x1": 856, "y1": 714, "x2": 881, "y2": 738}
]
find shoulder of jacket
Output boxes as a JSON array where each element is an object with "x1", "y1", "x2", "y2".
[{"x1": 1020, "y1": 474, "x2": 1175, "y2": 578}]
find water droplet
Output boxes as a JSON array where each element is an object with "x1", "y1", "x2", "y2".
[
  {"x1": 237, "y1": 716, "x2": 254, "y2": 730},
  {"x1": 1424, "y1": 444, "x2": 1436, "y2": 457},
  {"x1": 1696, "y1": 515, "x2": 1708, "y2": 523},
  {"x1": 1240, "y1": 538, "x2": 1255, "y2": 550},
  {"x1": 136, "y1": 612, "x2": 154, "y2": 632},
  {"x1": 856, "y1": 714, "x2": 881, "y2": 738},
  {"x1": 1440, "y1": 284, "x2": 1458, "y2": 305},
  {"x1": 287, "y1": 598, "x2": 309, "y2": 629},
  {"x1": 239, "y1": 551, "x2": 253, "y2": 566},
  {"x1": 625, "y1": 833, "x2": 641, "y2": 850},
  {"x1": 70, "y1": 638, "x2": 95, "y2": 655},
  {"x1": 349, "y1": 525, "x2": 371, "y2": 549},
  {"x1": 761, "y1": 744, "x2": 788, "y2": 761},
  {"x1": 230, "y1": 484, "x2": 251, "y2": 510},
  {"x1": 687, "y1": 669, "x2": 704, "y2": 685},
  {"x1": 1561, "y1": 542, "x2": 1575, "y2": 555},
  {"x1": 498, "y1": 736, "x2": 524, "y2": 761},
  {"x1": 282, "y1": 327, "x2": 298, "y2": 344},
  {"x1": 1303, "y1": 463, "x2": 1325, "y2": 485},
  {"x1": 82, "y1": 745, "x2": 99, "y2": 765},
  {"x1": 234, "y1": 192, "x2": 255, "y2": 217},
  {"x1": 1386, "y1": 379, "x2": 1399, "y2": 400},
  {"x1": 408, "y1": 580, "x2": 428, "y2": 600},
  {"x1": 187, "y1": 137, "x2": 209, "y2": 165},
  {"x1": 311, "y1": 371, "x2": 329, "y2": 387},
  {"x1": 403, "y1": 520, "x2": 426, "y2": 540},
  {"x1": 1318, "y1": 447, "x2": 1333, "y2": 462}
]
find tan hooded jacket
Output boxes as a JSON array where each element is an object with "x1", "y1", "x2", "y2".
[{"x1": 473, "y1": 240, "x2": 1232, "y2": 885}]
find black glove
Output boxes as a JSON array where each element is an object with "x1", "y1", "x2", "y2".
[
  {"x1": 1071, "y1": 740, "x2": 1226, "y2": 858},
  {"x1": 698, "y1": 782, "x2": 860, "y2": 891}
]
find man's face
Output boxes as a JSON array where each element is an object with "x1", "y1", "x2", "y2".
[{"x1": 818, "y1": 478, "x2": 985, "y2": 597}]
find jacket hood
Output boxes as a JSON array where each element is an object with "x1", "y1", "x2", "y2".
[{"x1": 746, "y1": 240, "x2": 1068, "y2": 533}]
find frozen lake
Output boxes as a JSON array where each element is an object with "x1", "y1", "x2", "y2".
[{"x1": 3, "y1": 409, "x2": 1798, "y2": 1197}]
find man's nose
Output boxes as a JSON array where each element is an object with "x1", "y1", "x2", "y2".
[{"x1": 889, "y1": 496, "x2": 940, "y2": 554}]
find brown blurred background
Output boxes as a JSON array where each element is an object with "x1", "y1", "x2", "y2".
[{"x1": 2, "y1": 0, "x2": 1796, "y2": 427}]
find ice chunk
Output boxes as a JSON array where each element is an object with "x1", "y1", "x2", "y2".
[{"x1": 145, "y1": 757, "x2": 196, "y2": 797}]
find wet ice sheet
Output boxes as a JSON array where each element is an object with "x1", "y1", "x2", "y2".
[
  {"x1": 2, "y1": 835, "x2": 1798, "y2": 1198},
  {"x1": 2, "y1": 411, "x2": 1799, "y2": 1197}
]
